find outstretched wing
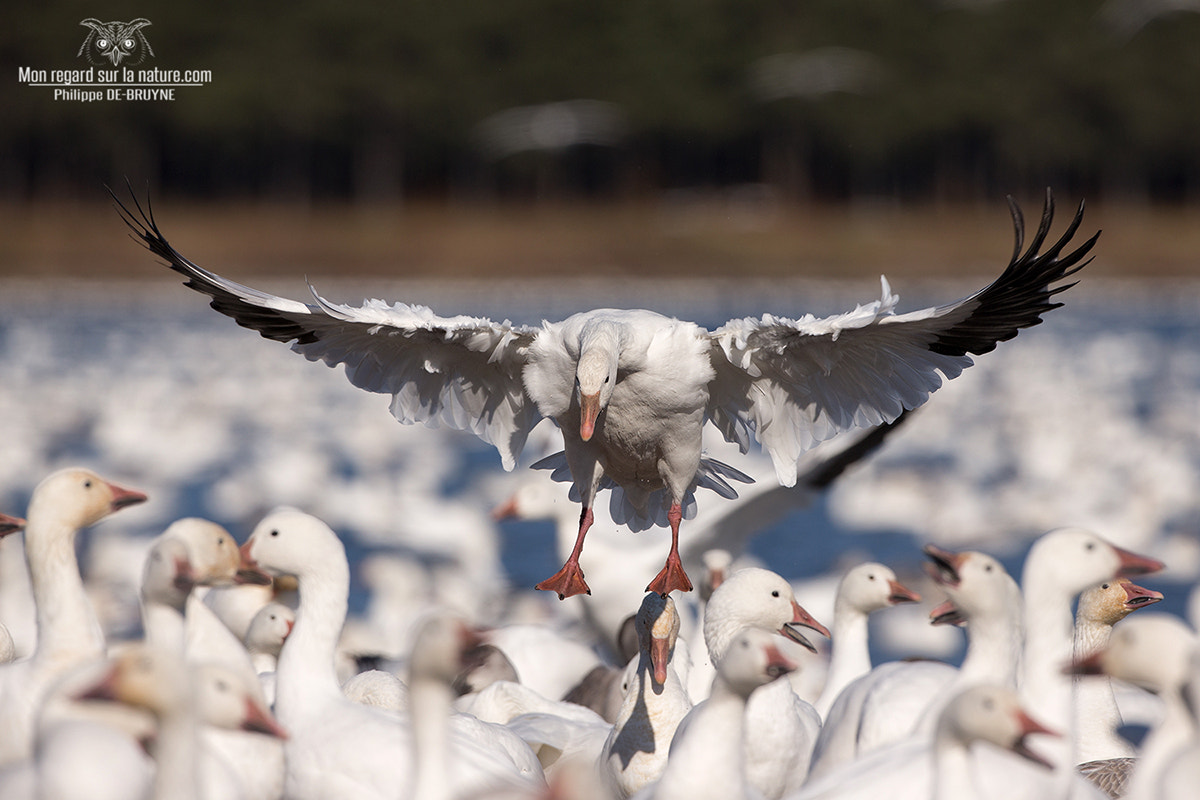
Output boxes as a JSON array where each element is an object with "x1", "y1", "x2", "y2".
[
  {"x1": 111, "y1": 187, "x2": 543, "y2": 470},
  {"x1": 708, "y1": 190, "x2": 1097, "y2": 487}
]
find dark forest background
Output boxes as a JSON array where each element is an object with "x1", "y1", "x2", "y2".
[{"x1": 6, "y1": 0, "x2": 1200, "y2": 205}]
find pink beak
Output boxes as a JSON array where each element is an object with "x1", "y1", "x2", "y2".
[
  {"x1": 241, "y1": 697, "x2": 288, "y2": 739},
  {"x1": 235, "y1": 543, "x2": 273, "y2": 586},
  {"x1": 0, "y1": 513, "x2": 25, "y2": 537},
  {"x1": 579, "y1": 392, "x2": 601, "y2": 442},
  {"x1": 887, "y1": 578, "x2": 921, "y2": 605},
  {"x1": 929, "y1": 599, "x2": 966, "y2": 627},
  {"x1": 1111, "y1": 544, "x2": 1164, "y2": 579},
  {"x1": 763, "y1": 642, "x2": 797, "y2": 680},
  {"x1": 106, "y1": 481, "x2": 148, "y2": 513},
  {"x1": 1119, "y1": 579, "x2": 1163, "y2": 609}
]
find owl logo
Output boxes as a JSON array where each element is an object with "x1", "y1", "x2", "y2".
[{"x1": 78, "y1": 19, "x2": 155, "y2": 67}]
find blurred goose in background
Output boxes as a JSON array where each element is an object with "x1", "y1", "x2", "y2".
[
  {"x1": 791, "y1": 684, "x2": 1061, "y2": 800},
  {"x1": 812, "y1": 561, "x2": 920, "y2": 718},
  {"x1": 0, "y1": 515, "x2": 25, "y2": 665},
  {"x1": 116, "y1": 187, "x2": 1096, "y2": 600},
  {"x1": 73, "y1": 645, "x2": 287, "y2": 800},
  {"x1": 138, "y1": 518, "x2": 286, "y2": 800},
  {"x1": 809, "y1": 530, "x2": 1162, "y2": 781},
  {"x1": 244, "y1": 602, "x2": 294, "y2": 683},
  {"x1": 240, "y1": 508, "x2": 544, "y2": 800},
  {"x1": 1155, "y1": 649, "x2": 1200, "y2": 800},
  {"x1": 631, "y1": 627, "x2": 796, "y2": 800},
  {"x1": 0, "y1": 468, "x2": 146, "y2": 766},
  {"x1": 1068, "y1": 612, "x2": 1199, "y2": 800}
]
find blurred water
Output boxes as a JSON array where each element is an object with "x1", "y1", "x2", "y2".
[{"x1": 1, "y1": 277, "x2": 1198, "y2": 661}]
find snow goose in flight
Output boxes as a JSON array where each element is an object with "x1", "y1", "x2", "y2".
[{"x1": 113, "y1": 188, "x2": 1096, "y2": 599}]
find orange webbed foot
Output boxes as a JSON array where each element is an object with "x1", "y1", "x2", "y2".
[{"x1": 535, "y1": 561, "x2": 592, "y2": 600}]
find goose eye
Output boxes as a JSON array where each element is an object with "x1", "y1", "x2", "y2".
[
  {"x1": 83, "y1": 480, "x2": 93, "y2": 489},
  {"x1": 867, "y1": 574, "x2": 876, "y2": 581},
  {"x1": 1101, "y1": 583, "x2": 1110, "y2": 590},
  {"x1": 984, "y1": 564, "x2": 993, "y2": 573},
  {"x1": 1084, "y1": 542, "x2": 1095, "y2": 552},
  {"x1": 771, "y1": 590, "x2": 780, "y2": 598},
  {"x1": 270, "y1": 530, "x2": 280, "y2": 537}
]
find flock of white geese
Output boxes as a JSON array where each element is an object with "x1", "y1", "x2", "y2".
[{"x1": 0, "y1": 465, "x2": 1196, "y2": 800}]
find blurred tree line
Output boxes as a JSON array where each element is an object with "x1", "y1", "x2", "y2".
[{"x1": 5, "y1": 0, "x2": 1200, "y2": 203}]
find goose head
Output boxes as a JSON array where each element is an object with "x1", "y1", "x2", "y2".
[
  {"x1": 1066, "y1": 612, "x2": 1197, "y2": 694},
  {"x1": 937, "y1": 684, "x2": 1058, "y2": 768},
  {"x1": 76, "y1": 645, "x2": 193, "y2": 718},
  {"x1": 574, "y1": 323, "x2": 621, "y2": 441},
  {"x1": 635, "y1": 592, "x2": 681, "y2": 687},
  {"x1": 408, "y1": 612, "x2": 485, "y2": 686},
  {"x1": 1077, "y1": 578, "x2": 1163, "y2": 628},
  {"x1": 28, "y1": 468, "x2": 147, "y2": 531},
  {"x1": 240, "y1": 508, "x2": 344, "y2": 582},
  {"x1": 243, "y1": 602, "x2": 295, "y2": 658},
  {"x1": 1024, "y1": 527, "x2": 1163, "y2": 599},
  {"x1": 699, "y1": 549, "x2": 733, "y2": 602},
  {"x1": 141, "y1": 536, "x2": 196, "y2": 609},
  {"x1": 161, "y1": 517, "x2": 271, "y2": 587},
  {"x1": 717, "y1": 627, "x2": 797, "y2": 700},
  {"x1": 704, "y1": 567, "x2": 830, "y2": 657},
  {"x1": 838, "y1": 561, "x2": 921, "y2": 615},
  {"x1": 193, "y1": 662, "x2": 287, "y2": 737},
  {"x1": 925, "y1": 546, "x2": 1019, "y2": 627}
]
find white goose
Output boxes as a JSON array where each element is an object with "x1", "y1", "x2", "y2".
[
  {"x1": 632, "y1": 627, "x2": 797, "y2": 800},
  {"x1": 0, "y1": 468, "x2": 146, "y2": 766},
  {"x1": 140, "y1": 517, "x2": 272, "y2": 656},
  {"x1": 1017, "y1": 527, "x2": 1162, "y2": 777},
  {"x1": 809, "y1": 530, "x2": 1162, "y2": 781},
  {"x1": 1073, "y1": 578, "x2": 1163, "y2": 769},
  {"x1": 808, "y1": 546, "x2": 1023, "y2": 779},
  {"x1": 240, "y1": 508, "x2": 544, "y2": 800},
  {"x1": 812, "y1": 561, "x2": 920, "y2": 719},
  {"x1": 1068, "y1": 612, "x2": 1198, "y2": 800},
  {"x1": 244, "y1": 601, "x2": 294, "y2": 706},
  {"x1": 1156, "y1": 649, "x2": 1200, "y2": 800},
  {"x1": 695, "y1": 567, "x2": 830, "y2": 798},
  {"x1": 602, "y1": 593, "x2": 693, "y2": 798},
  {"x1": 790, "y1": 684, "x2": 1059, "y2": 800},
  {"x1": 74, "y1": 645, "x2": 287, "y2": 800},
  {"x1": 116, "y1": 188, "x2": 1095, "y2": 599}
]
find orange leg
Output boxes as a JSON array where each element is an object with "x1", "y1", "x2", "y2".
[
  {"x1": 646, "y1": 503, "x2": 693, "y2": 597},
  {"x1": 535, "y1": 507, "x2": 594, "y2": 599}
]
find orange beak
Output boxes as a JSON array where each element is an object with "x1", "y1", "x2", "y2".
[
  {"x1": 0, "y1": 513, "x2": 25, "y2": 537},
  {"x1": 106, "y1": 480, "x2": 148, "y2": 513},
  {"x1": 241, "y1": 697, "x2": 288, "y2": 739},
  {"x1": 650, "y1": 635, "x2": 671, "y2": 687},
  {"x1": 235, "y1": 542, "x2": 273, "y2": 586},
  {"x1": 579, "y1": 392, "x2": 601, "y2": 441},
  {"x1": 491, "y1": 495, "x2": 520, "y2": 521},
  {"x1": 887, "y1": 578, "x2": 921, "y2": 605}
]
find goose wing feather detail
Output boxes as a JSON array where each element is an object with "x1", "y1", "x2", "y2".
[
  {"x1": 112, "y1": 189, "x2": 542, "y2": 470},
  {"x1": 707, "y1": 190, "x2": 1097, "y2": 486}
]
